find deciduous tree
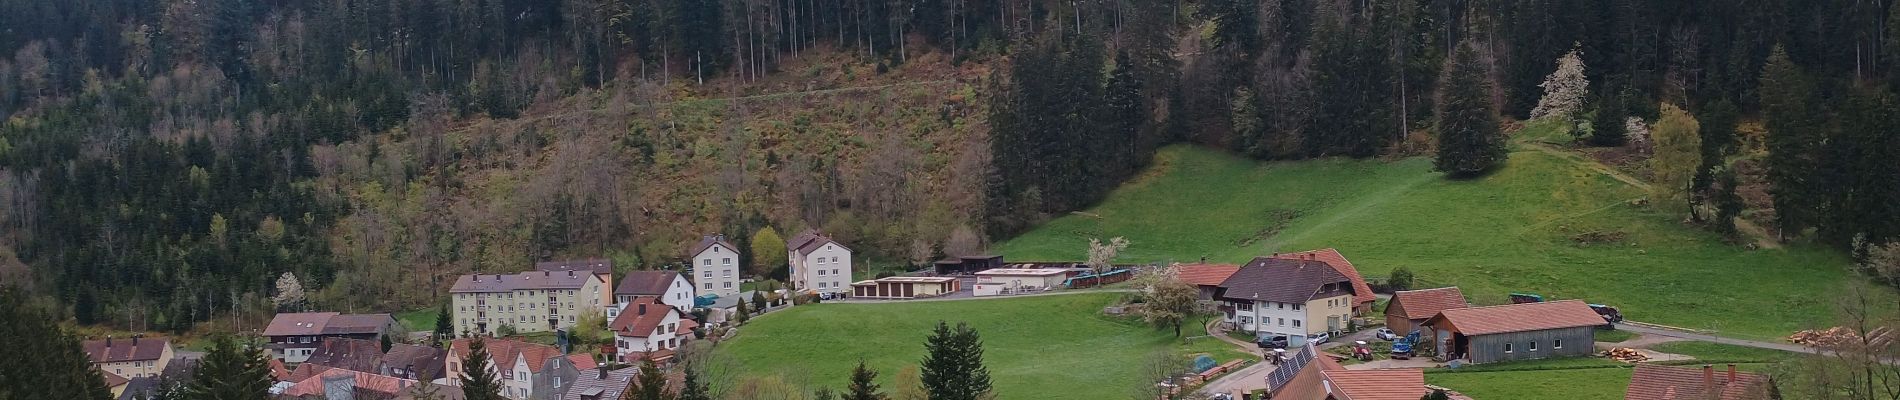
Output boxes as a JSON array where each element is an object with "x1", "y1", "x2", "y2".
[
  {"x1": 1085, "y1": 237, "x2": 1130, "y2": 287},
  {"x1": 1139, "y1": 267, "x2": 1199, "y2": 337},
  {"x1": 751, "y1": 227, "x2": 788, "y2": 278},
  {"x1": 1649, "y1": 104, "x2": 1702, "y2": 208},
  {"x1": 1532, "y1": 45, "x2": 1590, "y2": 121}
]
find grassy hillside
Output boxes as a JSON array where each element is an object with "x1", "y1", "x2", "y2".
[
  {"x1": 718, "y1": 293, "x2": 1244, "y2": 399},
  {"x1": 997, "y1": 144, "x2": 1871, "y2": 339}
]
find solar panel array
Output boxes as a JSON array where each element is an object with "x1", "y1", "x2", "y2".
[{"x1": 1264, "y1": 343, "x2": 1317, "y2": 391}]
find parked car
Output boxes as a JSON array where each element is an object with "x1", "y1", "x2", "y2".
[
  {"x1": 1374, "y1": 328, "x2": 1398, "y2": 341},
  {"x1": 1310, "y1": 332, "x2": 1332, "y2": 345},
  {"x1": 1256, "y1": 335, "x2": 1290, "y2": 349}
]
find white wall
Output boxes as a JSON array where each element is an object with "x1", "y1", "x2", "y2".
[
  {"x1": 1226, "y1": 300, "x2": 1309, "y2": 339},
  {"x1": 613, "y1": 311, "x2": 683, "y2": 363},
  {"x1": 694, "y1": 245, "x2": 741, "y2": 298},
  {"x1": 794, "y1": 243, "x2": 852, "y2": 294}
]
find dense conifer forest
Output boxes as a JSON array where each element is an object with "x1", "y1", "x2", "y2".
[{"x1": 0, "y1": 0, "x2": 1895, "y2": 333}]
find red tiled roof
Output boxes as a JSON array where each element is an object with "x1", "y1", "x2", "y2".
[
  {"x1": 1274, "y1": 248, "x2": 1375, "y2": 307},
  {"x1": 1273, "y1": 350, "x2": 1346, "y2": 399},
  {"x1": 617, "y1": 271, "x2": 682, "y2": 296},
  {"x1": 1175, "y1": 264, "x2": 1240, "y2": 287},
  {"x1": 1626, "y1": 364, "x2": 1772, "y2": 400},
  {"x1": 280, "y1": 368, "x2": 434, "y2": 398},
  {"x1": 268, "y1": 358, "x2": 292, "y2": 381},
  {"x1": 1388, "y1": 287, "x2": 1469, "y2": 320},
  {"x1": 1425, "y1": 300, "x2": 1606, "y2": 336},
  {"x1": 1322, "y1": 370, "x2": 1428, "y2": 400},
  {"x1": 81, "y1": 337, "x2": 170, "y2": 363},
  {"x1": 611, "y1": 298, "x2": 680, "y2": 338}
]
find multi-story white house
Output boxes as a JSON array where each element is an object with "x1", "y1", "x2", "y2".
[
  {"x1": 1218, "y1": 257, "x2": 1360, "y2": 347},
  {"x1": 689, "y1": 235, "x2": 742, "y2": 298},
  {"x1": 610, "y1": 298, "x2": 697, "y2": 363},
  {"x1": 786, "y1": 230, "x2": 852, "y2": 295},
  {"x1": 609, "y1": 270, "x2": 695, "y2": 320},
  {"x1": 450, "y1": 270, "x2": 608, "y2": 337}
]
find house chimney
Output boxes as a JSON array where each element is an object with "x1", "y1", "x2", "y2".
[
  {"x1": 598, "y1": 366, "x2": 609, "y2": 380},
  {"x1": 106, "y1": 336, "x2": 113, "y2": 349},
  {"x1": 1703, "y1": 364, "x2": 1714, "y2": 388},
  {"x1": 568, "y1": 270, "x2": 575, "y2": 278},
  {"x1": 638, "y1": 304, "x2": 648, "y2": 315},
  {"x1": 132, "y1": 334, "x2": 140, "y2": 346},
  {"x1": 1727, "y1": 364, "x2": 1737, "y2": 383},
  {"x1": 473, "y1": 275, "x2": 481, "y2": 282}
]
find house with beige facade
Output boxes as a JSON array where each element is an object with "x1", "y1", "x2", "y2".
[
  {"x1": 82, "y1": 336, "x2": 173, "y2": 380},
  {"x1": 787, "y1": 230, "x2": 853, "y2": 295},
  {"x1": 535, "y1": 259, "x2": 616, "y2": 309},
  {"x1": 262, "y1": 312, "x2": 399, "y2": 363},
  {"x1": 1218, "y1": 257, "x2": 1360, "y2": 346},
  {"x1": 450, "y1": 269, "x2": 609, "y2": 337},
  {"x1": 689, "y1": 235, "x2": 742, "y2": 298}
]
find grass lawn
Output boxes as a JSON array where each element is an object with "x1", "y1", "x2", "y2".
[
  {"x1": 1595, "y1": 329, "x2": 1638, "y2": 343},
  {"x1": 1426, "y1": 367, "x2": 1633, "y2": 399},
  {"x1": 1649, "y1": 341, "x2": 1798, "y2": 364},
  {"x1": 396, "y1": 308, "x2": 439, "y2": 332},
  {"x1": 718, "y1": 293, "x2": 1245, "y2": 399},
  {"x1": 995, "y1": 143, "x2": 1873, "y2": 340}
]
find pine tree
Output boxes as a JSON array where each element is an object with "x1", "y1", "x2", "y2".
[
  {"x1": 1433, "y1": 42, "x2": 1507, "y2": 178},
  {"x1": 678, "y1": 362, "x2": 712, "y2": 400},
  {"x1": 844, "y1": 360, "x2": 885, "y2": 400},
  {"x1": 184, "y1": 335, "x2": 274, "y2": 400},
  {"x1": 1759, "y1": 45, "x2": 1822, "y2": 237},
  {"x1": 735, "y1": 301, "x2": 750, "y2": 324},
  {"x1": 460, "y1": 338, "x2": 505, "y2": 400},
  {"x1": 625, "y1": 357, "x2": 672, "y2": 400},
  {"x1": 920, "y1": 322, "x2": 991, "y2": 400},
  {"x1": 434, "y1": 304, "x2": 455, "y2": 346},
  {"x1": 1649, "y1": 103, "x2": 1702, "y2": 207},
  {"x1": 0, "y1": 288, "x2": 113, "y2": 400},
  {"x1": 1588, "y1": 84, "x2": 1631, "y2": 147},
  {"x1": 1690, "y1": 98, "x2": 1741, "y2": 223}
]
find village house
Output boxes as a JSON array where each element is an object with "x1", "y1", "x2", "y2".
[
  {"x1": 1624, "y1": 364, "x2": 1772, "y2": 400},
  {"x1": 381, "y1": 342, "x2": 449, "y2": 382},
  {"x1": 1262, "y1": 344, "x2": 1437, "y2": 400},
  {"x1": 972, "y1": 268, "x2": 1070, "y2": 296},
  {"x1": 1173, "y1": 263, "x2": 1241, "y2": 301},
  {"x1": 559, "y1": 367, "x2": 639, "y2": 400},
  {"x1": 263, "y1": 312, "x2": 398, "y2": 363},
  {"x1": 1424, "y1": 300, "x2": 1605, "y2": 364},
  {"x1": 449, "y1": 269, "x2": 608, "y2": 337},
  {"x1": 302, "y1": 338, "x2": 384, "y2": 374},
  {"x1": 277, "y1": 367, "x2": 467, "y2": 400},
  {"x1": 536, "y1": 259, "x2": 616, "y2": 309},
  {"x1": 611, "y1": 298, "x2": 698, "y2": 363},
  {"x1": 611, "y1": 270, "x2": 695, "y2": 320},
  {"x1": 689, "y1": 235, "x2": 743, "y2": 298},
  {"x1": 82, "y1": 336, "x2": 173, "y2": 380},
  {"x1": 787, "y1": 230, "x2": 854, "y2": 295},
  {"x1": 1219, "y1": 257, "x2": 1360, "y2": 346},
  {"x1": 446, "y1": 338, "x2": 596, "y2": 400},
  {"x1": 1272, "y1": 248, "x2": 1377, "y2": 315},
  {"x1": 850, "y1": 276, "x2": 962, "y2": 299},
  {"x1": 1384, "y1": 287, "x2": 1468, "y2": 339}
]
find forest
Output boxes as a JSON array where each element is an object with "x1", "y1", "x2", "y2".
[{"x1": 0, "y1": 0, "x2": 1896, "y2": 333}]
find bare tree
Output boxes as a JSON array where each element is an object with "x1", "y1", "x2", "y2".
[{"x1": 1133, "y1": 349, "x2": 1191, "y2": 400}]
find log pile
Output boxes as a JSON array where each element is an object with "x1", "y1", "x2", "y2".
[
  {"x1": 1789, "y1": 327, "x2": 1861, "y2": 348},
  {"x1": 1604, "y1": 347, "x2": 1649, "y2": 363}
]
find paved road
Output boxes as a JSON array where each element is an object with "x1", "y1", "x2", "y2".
[
  {"x1": 827, "y1": 288, "x2": 1136, "y2": 303},
  {"x1": 1614, "y1": 322, "x2": 1818, "y2": 354}
]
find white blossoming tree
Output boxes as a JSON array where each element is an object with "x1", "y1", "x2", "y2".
[
  {"x1": 1531, "y1": 45, "x2": 1590, "y2": 121},
  {"x1": 273, "y1": 272, "x2": 306, "y2": 311}
]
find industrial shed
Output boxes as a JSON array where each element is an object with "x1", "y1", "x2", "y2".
[
  {"x1": 1423, "y1": 300, "x2": 1605, "y2": 364},
  {"x1": 851, "y1": 277, "x2": 961, "y2": 299}
]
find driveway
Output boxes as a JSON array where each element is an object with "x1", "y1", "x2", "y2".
[
  {"x1": 1613, "y1": 322, "x2": 1817, "y2": 354},
  {"x1": 1199, "y1": 359, "x2": 1278, "y2": 398}
]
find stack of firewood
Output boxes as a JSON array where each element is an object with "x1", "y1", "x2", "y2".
[
  {"x1": 1604, "y1": 347, "x2": 1649, "y2": 363},
  {"x1": 1789, "y1": 327, "x2": 1861, "y2": 348}
]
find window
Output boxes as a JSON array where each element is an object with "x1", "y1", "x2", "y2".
[
  {"x1": 703, "y1": 270, "x2": 712, "y2": 278},
  {"x1": 723, "y1": 282, "x2": 732, "y2": 289},
  {"x1": 1278, "y1": 318, "x2": 1285, "y2": 326},
  {"x1": 1554, "y1": 340, "x2": 1563, "y2": 349},
  {"x1": 553, "y1": 377, "x2": 562, "y2": 387},
  {"x1": 1529, "y1": 341, "x2": 1539, "y2": 351},
  {"x1": 1239, "y1": 316, "x2": 1253, "y2": 325},
  {"x1": 1292, "y1": 303, "x2": 1302, "y2": 311},
  {"x1": 1504, "y1": 343, "x2": 1514, "y2": 353},
  {"x1": 1292, "y1": 320, "x2": 1301, "y2": 327},
  {"x1": 831, "y1": 257, "x2": 840, "y2": 263},
  {"x1": 722, "y1": 258, "x2": 732, "y2": 266},
  {"x1": 702, "y1": 259, "x2": 711, "y2": 266},
  {"x1": 1237, "y1": 302, "x2": 1252, "y2": 311},
  {"x1": 818, "y1": 269, "x2": 827, "y2": 276},
  {"x1": 833, "y1": 269, "x2": 840, "y2": 275},
  {"x1": 1277, "y1": 303, "x2": 1285, "y2": 310},
  {"x1": 722, "y1": 269, "x2": 731, "y2": 278},
  {"x1": 704, "y1": 283, "x2": 713, "y2": 290}
]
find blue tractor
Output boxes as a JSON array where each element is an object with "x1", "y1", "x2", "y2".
[{"x1": 1390, "y1": 329, "x2": 1423, "y2": 360}]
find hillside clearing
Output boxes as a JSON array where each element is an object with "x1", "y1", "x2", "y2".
[
  {"x1": 997, "y1": 144, "x2": 1872, "y2": 340},
  {"x1": 717, "y1": 293, "x2": 1244, "y2": 399}
]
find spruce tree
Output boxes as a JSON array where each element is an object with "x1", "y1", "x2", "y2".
[
  {"x1": 1433, "y1": 42, "x2": 1507, "y2": 178},
  {"x1": 434, "y1": 304, "x2": 454, "y2": 346},
  {"x1": 460, "y1": 338, "x2": 505, "y2": 400},
  {"x1": 1589, "y1": 85, "x2": 1631, "y2": 147},
  {"x1": 678, "y1": 362, "x2": 712, "y2": 400},
  {"x1": 845, "y1": 360, "x2": 886, "y2": 400},
  {"x1": 184, "y1": 335, "x2": 274, "y2": 400},
  {"x1": 920, "y1": 322, "x2": 991, "y2": 400},
  {"x1": 1759, "y1": 45, "x2": 1822, "y2": 237},
  {"x1": 0, "y1": 288, "x2": 112, "y2": 400},
  {"x1": 626, "y1": 358, "x2": 671, "y2": 400}
]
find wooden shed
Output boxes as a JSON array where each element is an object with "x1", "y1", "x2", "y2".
[
  {"x1": 933, "y1": 255, "x2": 1003, "y2": 275},
  {"x1": 1383, "y1": 287, "x2": 1468, "y2": 336},
  {"x1": 851, "y1": 277, "x2": 961, "y2": 299},
  {"x1": 1423, "y1": 300, "x2": 1606, "y2": 364}
]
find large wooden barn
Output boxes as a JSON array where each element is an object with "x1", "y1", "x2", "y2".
[{"x1": 1423, "y1": 300, "x2": 1606, "y2": 364}]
